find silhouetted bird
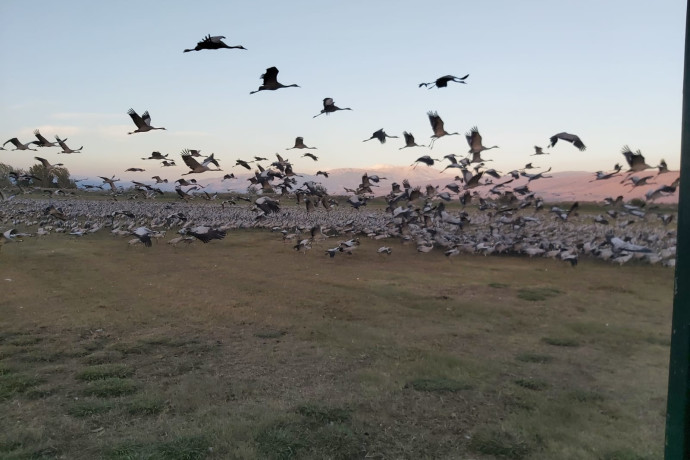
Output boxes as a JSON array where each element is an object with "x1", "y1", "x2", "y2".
[
  {"x1": 250, "y1": 67, "x2": 299, "y2": 94},
  {"x1": 363, "y1": 129, "x2": 398, "y2": 144},
  {"x1": 183, "y1": 35, "x2": 246, "y2": 52},
  {"x1": 313, "y1": 98, "x2": 352, "y2": 118},
  {"x1": 419, "y1": 74, "x2": 469, "y2": 89},
  {"x1": 548, "y1": 132, "x2": 586, "y2": 151}
]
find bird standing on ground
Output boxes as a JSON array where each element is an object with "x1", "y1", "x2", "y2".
[
  {"x1": 419, "y1": 74, "x2": 469, "y2": 89},
  {"x1": 363, "y1": 129, "x2": 398, "y2": 144},
  {"x1": 548, "y1": 132, "x2": 586, "y2": 151},
  {"x1": 313, "y1": 98, "x2": 352, "y2": 117},
  {"x1": 127, "y1": 109, "x2": 166, "y2": 135},
  {"x1": 249, "y1": 67, "x2": 300, "y2": 94},
  {"x1": 183, "y1": 35, "x2": 246, "y2": 52},
  {"x1": 427, "y1": 111, "x2": 459, "y2": 148}
]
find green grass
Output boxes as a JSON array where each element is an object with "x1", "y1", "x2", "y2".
[
  {"x1": 517, "y1": 287, "x2": 562, "y2": 301},
  {"x1": 0, "y1": 373, "x2": 43, "y2": 400},
  {"x1": 106, "y1": 435, "x2": 209, "y2": 460},
  {"x1": 468, "y1": 427, "x2": 534, "y2": 459},
  {"x1": 542, "y1": 337, "x2": 581, "y2": 347},
  {"x1": 82, "y1": 378, "x2": 138, "y2": 397},
  {"x1": 405, "y1": 377, "x2": 473, "y2": 393},
  {"x1": 126, "y1": 395, "x2": 166, "y2": 416},
  {"x1": 0, "y1": 226, "x2": 674, "y2": 459},
  {"x1": 514, "y1": 378, "x2": 549, "y2": 391},
  {"x1": 83, "y1": 351, "x2": 123, "y2": 365},
  {"x1": 75, "y1": 364, "x2": 134, "y2": 381},
  {"x1": 515, "y1": 352, "x2": 554, "y2": 363},
  {"x1": 68, "y1": 400, "x2": 115, "y2": 417},
  {"x1": 255, "y1": 419, "x2": 361, "y2": 460}
]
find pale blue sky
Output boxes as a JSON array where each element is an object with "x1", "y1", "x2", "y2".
[{"x1": 0, "y1": 1, "x2": 685, "y2": 183}]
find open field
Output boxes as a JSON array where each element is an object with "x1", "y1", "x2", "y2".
[{"x1": 0, "y1": 228, "x2": 673, "y2": 460}]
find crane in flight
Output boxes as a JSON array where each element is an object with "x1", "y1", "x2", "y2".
[
  {"x1": 313, "y1": 98, "x2": 352, "y2": 118},
  {"x1": 183, "y1": 35, "x2": 246, "y2": 52},
  {"x1": 363, "y1": 129, "x2": 398, "y2": 144},
  {"x1": 548, "y1": 132, "x2": 586, "y2": 151},
  {"x1": 3, "y1": 137, "x2": 37, "y2": 151},
  {"x1": 399, "y1": 131, "x2": 426, "y2": 149},
  {"x1": 427, "y1": 111, "x2": 459, "y2": 148},
  {"x1": 419, "y1": 74, "x2": 469, "y2": 89},
  {"x1": 250, "y1": 67, "x2": 300, "y2": 94},
  {"x1": 32, "y1": 130, "x2": 60, "y2": 147},
  {"x1": 127, "y1": 109, "x2": 166, "y2": 134}
]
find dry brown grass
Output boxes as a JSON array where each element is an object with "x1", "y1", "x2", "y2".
[{"x1": 0, "y1": 230, "x2": 672, "y2": 459}]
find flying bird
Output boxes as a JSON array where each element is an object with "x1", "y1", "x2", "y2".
[
  {"x1": 313, "y1": 98, "x2": 352, "y2": 118},
  {"x1": 399, "y1": 131, "x2": 426, "y2": 149},
  {"x1": 3, "y1": 137, "x2": 37, "y2": 151},
  {"x1": 531, "y1": 146, "x2": 548, "y2": 156},
  {"x1": 142, "y1": 151, "x2": 168, "y2": 160},
  {"x1": 621, "y1": 145, "x2": 653, "y2": 173},
  {"x1": 183, "y1": 35, "x2": 246, "y2": 52},
  {"x1": 419, "y1": 74, "x2": 469, "y2": 89},
  {"x1": 363, "y1": 129, "x2": 398, "y2": 144},
  {"x1": 131, "y1": 227, "x2": 155, "y2": 247},
  {"x1": 185, "y1": 226, "x2": 227, "y2": 243},
  {"x1": 127, "y1": 109, "x2": 166, "y2": 135},
  {"x1": 55, "y1": 135, "x2": 82, "y2": 153},
  {"x1": 656, "y1": 159, "x2": 670, "y2": 174},
  {"x1": 32, "y1": 130, "x2": 59, "y2": 147},
  {"x1": 466, "y1": 126, "x2": 498, "y2": 157},
  {"x1": 34, "y1": 157, "x2": 64, "y2": 173},
  {"x1": 249, "y1": 67, "x2": 300, "y2": 94},
  {"x1": 427, "y1": 111, "x2": 459, "y2": 148},
  {"x1": 287, "y1": 137, "x2": 316, "y2": 150},
  {"x1": 548, "y1": 132, "x2": 586, "y2": 151},
  {"x1": 99, "y1": 176, "x2": 121, "y2": 191},
  {"x1": 234, "y1": 159, "x2": 252, "y2": 170},
  {"x1": 411, "y1": 155, "x2": 439, "y2": 168},
  {"x1": 181, "y1": 151, "x2": 221, "y2": 175},
  {"x1": 302, "y1": 152, "x2": 318, "y2": 161}
]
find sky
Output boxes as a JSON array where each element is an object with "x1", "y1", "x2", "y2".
[{"x1": 0, "y1": 1, "x2": 685, "y2": 187}]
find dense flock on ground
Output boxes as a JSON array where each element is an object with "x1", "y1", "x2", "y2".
[{"x1": 0, "y1": 185, "x2": 678, "y2": 268}]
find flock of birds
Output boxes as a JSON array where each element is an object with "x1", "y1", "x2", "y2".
[{"x1": 0, "y1": 34, "x2": 680, "y2": 267}]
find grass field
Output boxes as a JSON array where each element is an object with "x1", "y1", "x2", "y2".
[{"x1": 0, "y1": 230, "x2": 672, "y2": 459}]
